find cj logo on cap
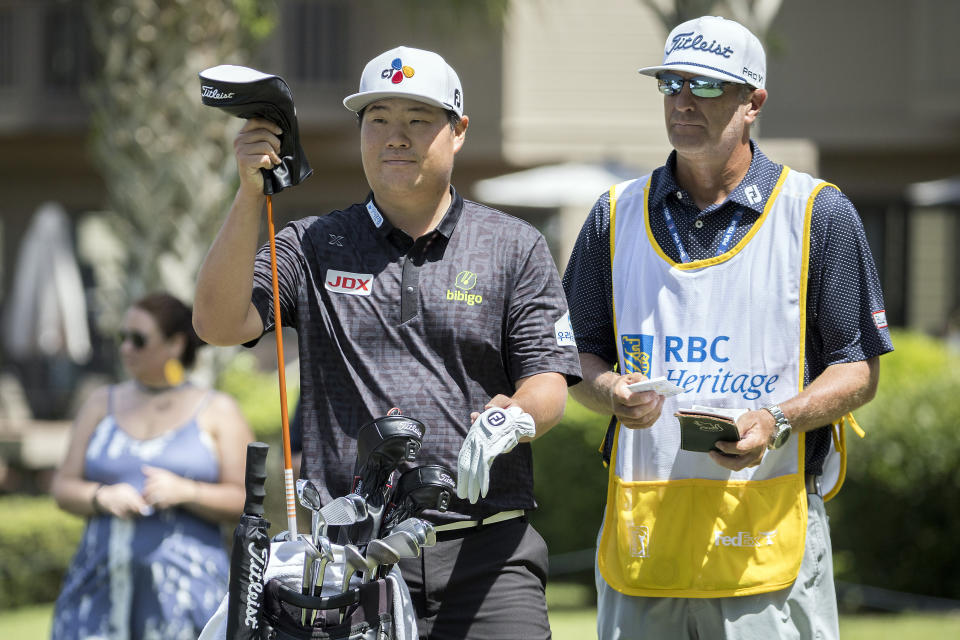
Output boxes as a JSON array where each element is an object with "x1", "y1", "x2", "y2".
[{"x1": 381, "y1": 57, "x2": 415, "y2": 84}]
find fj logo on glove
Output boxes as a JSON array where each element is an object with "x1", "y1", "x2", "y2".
[{"x1": 485, "y1": 410, "x2": 507, "y2": 427}]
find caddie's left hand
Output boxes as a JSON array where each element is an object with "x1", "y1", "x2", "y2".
[
  {"x1": 457, "y1": 406, "x2": 536, "y2": 504},
  {"x1": 710, "y1": 409, "x2": 776, "y2": 471}
]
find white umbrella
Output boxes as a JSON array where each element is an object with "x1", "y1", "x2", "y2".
[
  {"x1": 3, "y1": 202, "x2": 92, "y2": 364},
  {"x1": 472, "y1": 162, "x2": 642, "y2": 208}
]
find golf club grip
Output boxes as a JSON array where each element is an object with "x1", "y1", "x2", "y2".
[{"x1": 243, "y1": 442, "x2": 270, "y2": 517}]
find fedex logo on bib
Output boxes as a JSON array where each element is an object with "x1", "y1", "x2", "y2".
[{"x1": 621, "y1": 333, "x2": 781, "y2": 400}]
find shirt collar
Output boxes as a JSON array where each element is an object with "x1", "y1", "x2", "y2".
[
  {"x1": 651, "y1": 140, "x2": 783, "y2": 215},
  {"x1": 365, "y1": 186, "x2": 464, "y2": 240}
]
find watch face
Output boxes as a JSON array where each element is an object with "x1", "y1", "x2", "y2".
[{"x1": 772, "y1": 425, "x2": 791, "y2": 448}]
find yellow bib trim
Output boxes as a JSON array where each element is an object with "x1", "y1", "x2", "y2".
[{"x1": 644, "y1": 167, "x2": 790, "y2": 270}]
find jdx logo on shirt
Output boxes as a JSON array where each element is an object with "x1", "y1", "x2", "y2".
[
  {"x1": 620, "y1": 333, "x2": 780, "y2": 400},
  {"x1": 325, "y1": 270, "x2": 373, "y2": 296}
]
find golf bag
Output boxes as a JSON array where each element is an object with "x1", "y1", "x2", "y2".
[
  {"x1": 259, "y1": 577, "x2": 397, "y2": 639},
  {"x1": 227, "y1": 443, "x2": 272, "y2": 640}
]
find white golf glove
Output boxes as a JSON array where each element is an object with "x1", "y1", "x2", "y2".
[{"x1": 456, "y1": 406, "x2": 537, "y2": 504}]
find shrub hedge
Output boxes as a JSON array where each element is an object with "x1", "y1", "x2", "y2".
[
  {"x1": 216, "y1": 352, "x2": 298, "y2": 439},
  {"x1": 4, "y1": 330, "x2": 957, "y2": 608},
  {"x1": 0, "y1": 495, "x2": 84, "y2": 609},
  {"x1": 830, "y1": 330, "x2": 960, "y2": 600},
  {"x1": 530, "y1": 398, "x2": 609, "y2": 560}
]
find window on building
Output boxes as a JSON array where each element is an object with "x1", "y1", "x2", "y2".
[
  {"x1": 284, "y1": 0, "x2": 350, "y2": 86},
  {"x1": 0, "y1": 8, "x2": 14, "y2": 87},
  {"x1": 43, "y1": 1, "x2": 95, "y2": 92}
]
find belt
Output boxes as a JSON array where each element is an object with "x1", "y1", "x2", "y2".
[
  {"x1": 805, "y1": 473, "x2": 821, "y2": 495},
  {"x1": 433, "y1": 509, "x2": 526, "y2": 533}
]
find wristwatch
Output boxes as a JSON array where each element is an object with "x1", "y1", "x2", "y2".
[{"x1": 763, "y1": 404, "x2": 792, "y2": 450}]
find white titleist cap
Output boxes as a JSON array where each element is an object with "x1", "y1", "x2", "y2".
[
  {"x1": 638, "y1": 16, "x2": 766, "y2": 89},
  {"x1": 343, "y1": 46, "x2": 463, "y2": 117}
]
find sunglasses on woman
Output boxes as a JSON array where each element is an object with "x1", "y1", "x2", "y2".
[
  {"x1": 117, "y1": 330, "x2": 149, "y2": 349},
  {"x1": 656, "y1": 72, "x2": 730, "y2": 98}
]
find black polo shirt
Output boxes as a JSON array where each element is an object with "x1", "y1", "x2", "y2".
[{"x1": 251, "y1": 187, "x2": 582, "y2": 521}]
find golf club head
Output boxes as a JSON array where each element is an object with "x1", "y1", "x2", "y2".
[
  {"x1": 378, "y1": 529, "x2": 422, "y2": 560},
  {"x1": 389, "y1": 517, "x2": 437, "y2": 548},
  {"x1": 298, "y1": 535, "x2": 321, "y2": 624},
  {"x1": 319, "y1": 494, "x2": 368, "y2": 529},
  {"x1": 352, "y1": 415, "x2": 426, "y2": 501},
  {"x1": 341, "y1": 544, "x2": 367, "y2": 592},
  {"x1": 306, "y1": 536, "x2": 335, "y2": 624},
  {"x1": 296, "y1": 478, "x2": 323, "y2": 511},
  {"x1": 383, "y1": 465, "x2": 455, "y2": 530},
  {"x1": 365, "y1": 539, "x2": 401, "y2": 574}
]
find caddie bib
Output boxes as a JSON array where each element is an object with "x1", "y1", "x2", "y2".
[{"x1": 597, "y1": 167, "x2": 836, "y2": 597}]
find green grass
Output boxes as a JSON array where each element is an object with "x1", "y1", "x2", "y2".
[
  {"x1": 0, "y1": 603, "x2": 52, "y2": 638},
  {"x1": 6, "y1": 596, "x2": 960, "y2": 640}
]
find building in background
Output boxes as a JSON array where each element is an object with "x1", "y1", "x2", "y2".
[{"x1": 0, "y1": 0, "x2": 957, "y2": 445}]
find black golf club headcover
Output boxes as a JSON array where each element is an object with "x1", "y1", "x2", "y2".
[
  {"x1": 199, "y1": 64, "x2": 313, "y2": 195},
  {"x1": 382, "y1": 464, "x2": 455, "y2": 531},
  {"x1": 353, "y1": 416, "x2": 426, "y2": 498},
  {"x1": 395, "y1": 464, "x2": 455, "y2": 513},
  {"x1": 342, "y1": 416, "x2": 425, "y2": 545}
]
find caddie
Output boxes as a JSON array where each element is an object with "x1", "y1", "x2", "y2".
[
  {"x1": 561, "y1": 16, "x2": 893, "y2": 639},
  {"x1": 194, "y1": 45, "x2": 581, "y2": 639}
]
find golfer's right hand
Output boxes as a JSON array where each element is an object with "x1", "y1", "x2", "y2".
[
  {"x1": 234, "y1": 117, "x2": 283, "y2": 193},
  {"x1": 96, "y1": 482, "x2": 150, "y2": 519},
  {"x1": 611, "y1": 372, "x2": 664, "y2": 430}
]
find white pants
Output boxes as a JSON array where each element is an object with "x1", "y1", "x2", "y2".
[{"x1": 596, "y1": 495, "x2": 839, "y2": 640}]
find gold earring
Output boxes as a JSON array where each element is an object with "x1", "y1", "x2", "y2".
[{"x1": 163, "y1": 358, "x2": 185, "y2": 386}]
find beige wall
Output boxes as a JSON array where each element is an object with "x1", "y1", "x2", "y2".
[
  {"x1": 500, "y1": 0, "x2": 817, "y2": 175},
  {"x1": 502, "y1": 0, "x2": 669, "y2": 169},
  {"x1": 908, "y1": 209, "x2": 957, "y2": 335}
]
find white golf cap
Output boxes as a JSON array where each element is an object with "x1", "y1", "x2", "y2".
[
  {"x1": 638, "y1": 16, "x2": 766, "y2": 89},
  {"x1": 343, "y1": 46, "x2": 464, "y2": 117}
]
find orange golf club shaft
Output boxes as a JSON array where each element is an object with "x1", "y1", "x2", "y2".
[{"x1": 266, "y1": 194, "x2": 298, "y2": 539}]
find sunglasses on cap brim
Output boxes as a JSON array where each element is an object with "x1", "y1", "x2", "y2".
[
  {"x1": 117, "y1": 330, "x2": 149, "y2": 349},
  {"x1": 656, "y1": 72, "x2": 732, "y2": 98}
]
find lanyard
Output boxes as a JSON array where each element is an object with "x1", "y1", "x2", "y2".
[{"x1": 662, "y1": 204, "x2": 745, "y2": 263}]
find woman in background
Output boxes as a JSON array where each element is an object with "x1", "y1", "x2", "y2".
[{"x1": 51, "y1": 292, "x2": 254, "y2": 640}]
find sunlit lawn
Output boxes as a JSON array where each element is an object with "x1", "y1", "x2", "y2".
[{"x1": 4, "y1": 586, "x2": 960, "y2": 640}]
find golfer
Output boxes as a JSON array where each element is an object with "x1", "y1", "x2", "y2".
[
  {"x1": 194, "y1": 46, "x2": 581, "y2": 639},
  {"x1": 562, "y1": 16, "x2": 892, "y2": 639}
]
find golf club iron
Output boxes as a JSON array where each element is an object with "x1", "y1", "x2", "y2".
[
  {"x1": 389, "y1": 517, "x2": 437, "y2": 548},
  {"x1": 340, "y1": 544, "x2": 369, "y2": 622},
  {"x1": 369, "y1": 529, "x2": 423, "y2": 580},
  {"x1": 299, "y1": 536, "x2": 320, "y2": 625},
  {"x1": 307, "y1": 535, "x2": 335, "y2": 625}
]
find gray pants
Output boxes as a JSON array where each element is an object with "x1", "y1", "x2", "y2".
[
  {"x1": 597, "y1": 495, "x2": 839, "y2": 640},
  {"x1": 399, "y1": 517, "x2": 551, "y2": 640}
]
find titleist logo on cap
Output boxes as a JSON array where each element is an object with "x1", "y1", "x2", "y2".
[{"x1": 666, "y1": 31, "x2": 734, "y2": 58}]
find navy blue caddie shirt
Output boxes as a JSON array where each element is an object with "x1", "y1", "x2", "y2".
[
  {"x1": 251, "y1": 187, "x2": 582, "y2": 522},
  {"x1": 562, "y1": 141, "x2": 894, "y2": 473}
]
